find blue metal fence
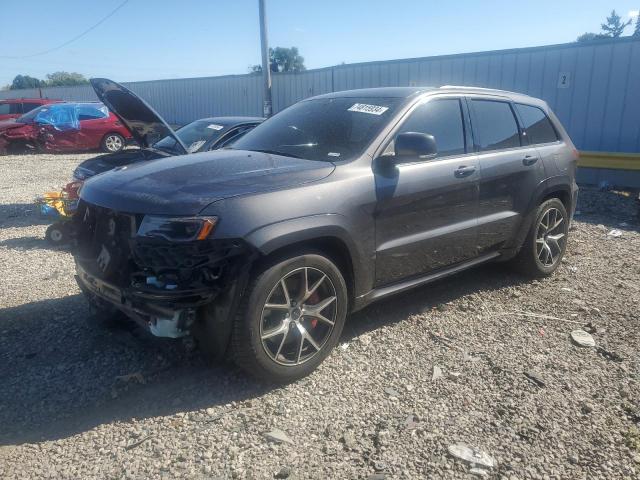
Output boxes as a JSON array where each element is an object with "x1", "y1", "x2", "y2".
[{"x1": 2, "y1": 37, "x2": 639, "y2": 154}]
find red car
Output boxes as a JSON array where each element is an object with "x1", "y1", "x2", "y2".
[
  {"x1": 0, "y1": 98, "x2": 61, "y2": 121},
  {"x1": 0, "y1": 102, "x2": 132, "y2": 154}
]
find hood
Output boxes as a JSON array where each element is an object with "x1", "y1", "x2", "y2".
[
  {"x1": 73, "y1": 149, "x2": 167, "y2": 180},
  {"x1": 80, "y1": 149, "x2": 335, "y2": 215},
  {"x1": 90, "y1": 78, "x2": 187, "y2": 153}
]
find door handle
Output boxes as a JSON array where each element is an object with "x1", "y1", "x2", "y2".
[
  {"x1": 454, "y1": 165, "x2": 476, "y2": 178},
  {"x1": 523, "y1": 155, "x2": 538, "y2": 166}
]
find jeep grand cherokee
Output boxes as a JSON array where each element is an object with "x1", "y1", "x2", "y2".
[{"x1": 72, "y1": 85, "x2": 578, "y2": 382}]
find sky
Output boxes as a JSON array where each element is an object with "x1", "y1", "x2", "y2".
[{"x1": 0, "y1": 0, "x2": 638, "y2": 87}]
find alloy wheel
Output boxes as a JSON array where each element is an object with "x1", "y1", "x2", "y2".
[
  {"x1": 260, "y1": 267, "x2": 338, "y2": 366},
  {"x1": 105, "y1": 135, "x2": 123, "y2": 152},
  {"x1": 535, "y1": 207, "x2": 566, "y2": 267}
]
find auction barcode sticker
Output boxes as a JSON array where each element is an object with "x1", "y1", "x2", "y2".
[
  {"x1": 348, "y1": 103, "x2": 389, "y2": 115},
  {"x1": 207, "y1": 124, "x2": 224, "y2": 130}
]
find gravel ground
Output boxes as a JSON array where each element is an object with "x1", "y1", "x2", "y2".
[{"x1": 0, "y1": 153, "x2": 639, "y2": 479}]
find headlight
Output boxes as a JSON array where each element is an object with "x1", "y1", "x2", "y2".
[{"x1": 137, "y1": 216, "x2": 218, "y2": 242}]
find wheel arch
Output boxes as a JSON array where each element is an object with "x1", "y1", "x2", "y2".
[
  {"x1": 539, "y1": 186, "x2": 571, "y2": 213},
  {"x1": 505, "y1": 178, "x2": 573, "y2": 257},
  {"x1": 244, "y1": 216, "x2": 370, "y2": 306}
]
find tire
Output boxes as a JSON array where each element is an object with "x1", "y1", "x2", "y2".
[
  {"x1": 45, "y1": 223, "x2": 68, "y2": 246},
  {"x1": 101, "y1": 133, "x2": 125, "y2": 153},
  {"x1": 511, "y1": 198, "x2": 569, "y2": 277},
  {"x1": 231, "y1": 253, "x2": 348, "y2": 383}
]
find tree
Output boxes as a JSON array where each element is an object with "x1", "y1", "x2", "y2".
[
  {"x1": 577, "y1": 32, "x2": 600, "y2": 42},
  {"x1": 576, "y1": 9, "x2": 635, "y2": 42},
  {"x1": 270, "y1": 47, "x2": 306, "y2": 72},
  {"x1": 45, "y1": 71, "x2": 89, "y2": 87},
  {"x1": 600, "y1": 9, "x2": 631, "y2": 37},
  {"x1": 10, "y1": 74, "x2": 45, "y2": 90},
  {"x1": 250, "y1": 46, "x2": 306, "y2": 73}
]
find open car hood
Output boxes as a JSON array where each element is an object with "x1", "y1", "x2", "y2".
[{"x1": 90, "y1": 78, "x2": 188, "y2": 154}]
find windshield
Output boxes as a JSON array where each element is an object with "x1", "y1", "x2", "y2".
[
  {"x1": 232, "y1": 97, "x2": 402, "y2": 161},
  {"x1": 16, "y1": 105, "x2": 48, "y2": 123},
  {"x1": 153, "y1": 120, "x2": 229, "y2": 153}
]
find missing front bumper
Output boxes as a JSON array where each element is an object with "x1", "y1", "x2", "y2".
[{"x1": 75, "y1": 263, "x2": 200, "y2": 338}]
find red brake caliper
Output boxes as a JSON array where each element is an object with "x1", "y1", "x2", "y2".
[{"x1": 308, "y1": 291, "x2": 320, "y2": 328}]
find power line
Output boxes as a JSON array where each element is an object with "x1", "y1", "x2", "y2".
[{"x1": 0, "y1": 0, "x2": 129, "y2": 59}]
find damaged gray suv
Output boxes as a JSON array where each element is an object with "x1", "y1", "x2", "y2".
[{"x1": 73, "y1": 81, "x2": 578, "y2": 382}]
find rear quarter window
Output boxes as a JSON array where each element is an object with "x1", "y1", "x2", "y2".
[
  {"x1": 0, "y1": 103, "x2": 22, "y2": 115},
  {"x1": 471, "y1": 100, "x2": 521, "y2": 152},
  {"x1": 515, "y1": 103, "x2": 559, "y2": 145}
]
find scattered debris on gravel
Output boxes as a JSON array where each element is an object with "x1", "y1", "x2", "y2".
[{"x1": 1, "y1": 153, "x2": 639, "y2": 479}]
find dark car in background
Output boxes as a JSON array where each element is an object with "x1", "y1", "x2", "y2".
[
  {"x1": 72, "y1": 78, "x2": 262, "y2": 184},
  {"x1": 73, "y1": 86, "x2": 578, "y2": 382},
  {"x1": 0, "y1": 102, "x2": 132, "y2": 154},
  {"x1": 0, "y1": 97, "x2": 61, "y2": 121}
]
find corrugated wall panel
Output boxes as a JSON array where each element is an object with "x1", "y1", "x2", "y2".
[
  {"x1": 1, "y1": 38, "x2": 638, "y2": 152},
  {"x1": 619, "y1": 42, "x2": 640, "y2": 152},
  {"x1": 601, "y1": 42, "x2": 632, "y2": 151},
  {"x1": 583, "y1": 43, "x2": 614, "y2": 151},
  {"x1": 554, "y1": 48, "x2": 578, "y2": 130}
]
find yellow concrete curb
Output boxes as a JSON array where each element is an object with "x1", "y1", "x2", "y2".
[{"x1": 578, "y1": 151, "x2": 640, "y2": 171}]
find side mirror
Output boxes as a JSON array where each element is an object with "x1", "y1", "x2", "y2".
[
  {"x1": 395, "y1": 132, "x2": 437, "y2": 159},
  {"x1": 376, "y1": 132, "x2": 438, "y2": 171}
]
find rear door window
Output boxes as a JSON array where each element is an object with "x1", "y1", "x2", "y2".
[
  {"x1": 396, "y1": 98, "x2": 466, "y2": 157},
  {"x1": 471, "y1": 100, "x2": 521, "y2": 152},
  {"x1": 77, "y1": 105, "x2": 108, "y2": 121},
  {"x1": 515, "y1": 104, "x2": 559, "y2": 145}
]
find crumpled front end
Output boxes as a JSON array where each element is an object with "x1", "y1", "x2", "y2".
[
  {"x1": 1, "y1": 124, "x2": 40, "y2": 152},
  {"x1": 72, "y1": 200, "x2": 254, "y2": 338}
]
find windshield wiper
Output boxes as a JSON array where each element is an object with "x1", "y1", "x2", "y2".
[
  {"x1": 248, "y1": 148, "x2": 303, "y2": 159},
  {"x1": 150, "y1": 143, "x2": 177, "y2": 154}
]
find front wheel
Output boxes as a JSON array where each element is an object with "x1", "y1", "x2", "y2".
[
  {"x1": 101, "y1": 133, "x2": 125, "y2": 153},
  {"x1": 231, "y1": 253, "x2": 348, "y2": 383},
  {"x1": 512, "y1": 198, "x2": 569, "y2": 277}
]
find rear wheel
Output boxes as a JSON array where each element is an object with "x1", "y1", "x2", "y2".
[
  {"x1": 231, "y1": 253, "x2": 348, "y2": 383},
  {"x1": 512, "y1": 198, "x2": 568, "y2": 277},
  {"x1": 101, "y1": 133, "x2": 125, "y2": 153}
]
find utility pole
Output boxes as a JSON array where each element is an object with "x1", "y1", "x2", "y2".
[{"x1": 259, "y1": 0, "x2": 272, "y2": 117}]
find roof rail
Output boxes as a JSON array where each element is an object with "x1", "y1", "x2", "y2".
[{"x1": 439, "y1": 85, "x2": 531, "y2": 96}]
